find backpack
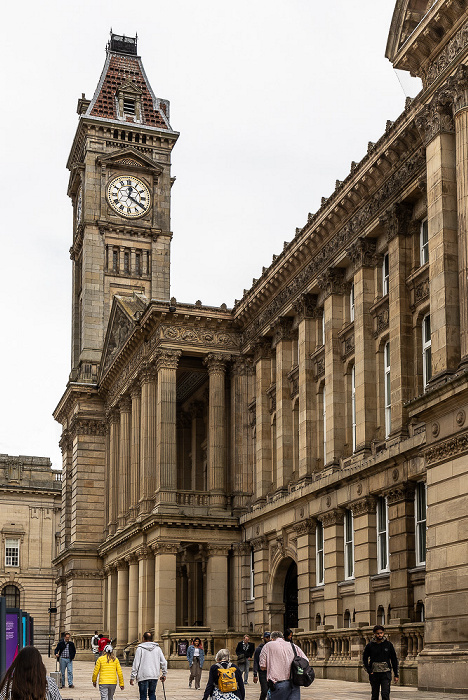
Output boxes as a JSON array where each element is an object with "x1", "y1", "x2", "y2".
[
  {"x1": 217, "y1": 664, "x2": 238, "y2": 693},
  {"x1": 289, "y1": 641, "x2": 315, "y2": 687}
]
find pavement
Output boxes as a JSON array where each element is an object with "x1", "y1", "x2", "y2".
[{"x1": 43, "y1": 659, "x2": 468, "y2": 700}]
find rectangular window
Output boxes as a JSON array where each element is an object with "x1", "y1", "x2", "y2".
[
  {"x1": 351, "y1": 365, "x2": 356, "y2": 452},
  {"x1": 420, "y1": 219, "x2": 429, "y2": 266},
  {"x1": 344, "y1": 510, "x2": 354, "y2": 580},
  {"x1": 377, "y1": 497, "x2": 389, "y2": 573},
  {"x1": 112, "y1": 249, "x2": 118, "y2": 272},
  {"x1": 422, "y1": 314, "x2": 432, "y2": 388},
  {"x1": 5, "y1": 539, "x2": 19, "y2": 567},
  {"x1": 350, "y1": 283, "x2": 355, "y2": 322},
  {"x1": 384, "y1": 341, "x2": 391, "y2": 438},
  {"x1": 135, "y1": 252, "x2": 141, "y2": 276},
  {"x1": 382, "y1": 253, "x2": 389, "y2": 296},
  {"x1": 316, "y1": 522, "x2": 324, "y2": 586},
  {"x1": 124, "y1": 251, "x2": 130, "y2": 274},
  {"x1": 415, "y1": 482, "x2": 427, "y2": 566},
  {"x1": 250, "y1": 548, "x2": 255, "y2": 600},
  {"x1": 123, "y1": 98, "x2": 135, "y2": 115}
]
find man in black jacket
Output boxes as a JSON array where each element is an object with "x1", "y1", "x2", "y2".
[
  {"x1": 253, "y1": 632, "x2": 270, "y2": 700},
  {"x1": 54, "y1": 632, "x2": 76, "y2": 689},
  {"x1": 235, "y1": 635, "x2": 255, "y2": 684},
  {"x1": 363, "y1": 625, "x2": 399, "y2": 700}
]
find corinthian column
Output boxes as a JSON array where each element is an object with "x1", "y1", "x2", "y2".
[
  {"x1": 139, "y1": 364, "x2": 157, "y2": 514},
  {"x1": 230, "y1": 357, "x2": 254, "y2": 512},
  {"x1": 154, "y1": 349, "x2": 181, "y2": 509},
  {"x1": 204, "y1": 353, "x2": 229, "y2": 509},
  {"x1": 152, "y1": 542, "x2": 178, "y2": 638},
  {"x1": 129, "y1": 382, "x2": 141, "y2": 519},
  {"x1": 127, "y1": 554, "x2": 139, "y2": 643},
  {"x1": 272, "y1": 318, "x2": 294, "y2": 493},
  {"x1": 116, "y1": 560, "x2": 129, "y2": 652},
  {"x1": 108, "y1": 410, "x2": 120, "y2": 534},
  {"x1": 118, "y1": 396, "x2": 131, "y2": 528},
  {"x1": 253, "y1": 340, "x2": 273, "y2": 503},
  {"x1": 205, "y1": 544, "x2": 229, "y2": 631}
]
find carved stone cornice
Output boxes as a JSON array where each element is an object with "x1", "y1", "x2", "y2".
[
  {"x1": 447, "y1": 63, "x2": 468, "y2": 113},
  {"x1": 252, "y1": 338, "x2": 272, "y2": 363},
  {"x1": 380, "y1": 202, "x2": 413, "y2": 243},
  {"x1": 423, "y1": 429, "x2": 468, "y2": 466},
  {"x1": 384, "y1": 483, "x2": 416, "y2": 505},
  {"x1": 69, "y1": 416, "x2": 107, "y2": 438},
  {"x1": 317, "y1": 268, "x2": 348, "y2": 300},
  {"x1": 347, "y1": 237, "x2": 378, "y2": 272},
  {"x1": 251, "y1": 536, "x2": 268, "y2": 552},
  {"x1": 293, "y1": 518, "x2": 316, "y2": 536},
  {"x1": 321, "y1": 508, "x2": 345, "y2": 527},
  {"x1": 351, "y1": 497, "x2": 376, "y2": 516},
  {"x1": 271, "y1": 317, "x2": 294, "y2": 348},
  {"x1": 293, "y1": 293, "x2": 320, "y2": 323},
  {"x1": 416, "y1": 91, "x2": 455, "y2": 145},
  {"x1": 152, "y1": 542, "x2": 179, "y2": 555},
  {"x1": 203, "y1": 352, "x2": 230, "y2": 375},
  {"x1": 154, "y1": 349, "x2": 182, "y2": 372},
  {"x1": 423, "y1": 19, "x2": 468, "y2": 89}
]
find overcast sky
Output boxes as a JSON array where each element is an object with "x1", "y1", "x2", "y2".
[{"x1": 0, "y1": 1, "x2": 420, "y2": 470}]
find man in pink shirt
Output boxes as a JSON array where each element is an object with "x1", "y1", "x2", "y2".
[{"x1": 259, "y1": 631, "x2": 308, "y2": 700}]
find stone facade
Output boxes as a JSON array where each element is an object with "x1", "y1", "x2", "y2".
[
  {"x1": 55, "y1": 5, "x2": 468, "y2": 692},
  {"x1": 0, "y1": 454, "x2": 61, "y2": 654}
]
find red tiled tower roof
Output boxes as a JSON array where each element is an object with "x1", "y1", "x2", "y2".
[{"x1": 86, "y1": 34, "x2": 172, "y2": 130}]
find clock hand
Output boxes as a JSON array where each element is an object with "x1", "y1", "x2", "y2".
[{"x1": 128, "y1": 195, "x2": 144, "y2": 209}]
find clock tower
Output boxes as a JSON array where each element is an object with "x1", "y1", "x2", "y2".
[{"x1": 67, "y1": 33, "x2": 178, "y2": 382}]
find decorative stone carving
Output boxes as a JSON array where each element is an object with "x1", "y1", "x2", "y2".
[
  {"x1": 205, "y1": 543, "x2": 229, "y2": 556},
  {"x1": 159, "y1": 324, "x2": 241, "y2": 349},
  {"x1": 416, "y1": 90, "x2": 455, "y2": 145},
  {"x1": 342, "y1": 333, "x2": 355, "y2": 360},
  {"x1": 456, "y1": 409, "x2": 466, "y2": 427},
  {"x1": 423, "y1": 21, "x2": 468, "y2": 88},
  {"x1": 315, "y1": 356, "x2": 325, "y2": 379},
  {"x1": 424, "y1": 430, "x2": 468, "y2": 466},
  {"x1": 102, "y1": 305, "x2": 134, "y2": 374},
  {"x1": 59, "y1": 431, "x2": 72, "y2": 454},
  {"x1": 347, "y1": 237, "x2": 378, "y2": 271},
  {"x1": 447, "y1": 62, "x2": 468, "y2": 113},
  {"x1": 155, "y1": 349, "x2": 182, "y2": 371},
  {"x1": 231, "y1": 356, "x2": 254, "y2": 376},
  {"x1": 380, "y1": 202, "x2": 413, "y2": 242},
  {"x1": 69, "y1": 416, "x2": 107, "y2": 438},
  {"x1": 321, "y1": 509, "x2": 344, "y2": 526},
  {"x1": 384, "y1": 483, "x2": 416, "y2": 505},
  {"x1": 293, "y1": 293, "x2": 319, "y2": 322},
  {"x1": 351, "y1": 497, "x2": 376, "y2": 516},
  {"x1": 251, "y1": 536, "x2": 268, "y2": 551},
  {"x1": 271, "y1": 317, "x2": 294, "y2": 348},
  {"x1": 252, "y1": 338, "x2": 273, "y2": 363},
  {"x1": 152, "y1": 542, "x2": 179, "y2": 555},
  {"x1": 266, "y1": 383, "x2": 276, "y2": 414},
  {"x1": 140, "y1": 362, "x2": 157, "y2": 384},
  {"x1": 203, "y1": 352, "x2": 230, "y2": 375},
  {"x1": 119, "y1": 395, "x2": 132, "y2": 412},
  {"x1": 293, "y1": 519, "x2": 316, "y2": 536},
  {"x1": 317, "y1": 268, "x2": 348, "y2": 300}
]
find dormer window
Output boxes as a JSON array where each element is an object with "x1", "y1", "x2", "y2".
[
  {"x1": 123, "y1": 98, "x2": 135, "y2": 115},
  {"x1": 116, "y1": 82, "x2": 143, "y2": 122}
]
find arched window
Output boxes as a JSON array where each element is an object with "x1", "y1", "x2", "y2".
[
  {"x1": 344, "y1": 609, "x2": 351, "y2": 628},
  {"x1": 2, "y1": 585, "x2": 20, "y2": 608},
  {"x1": 377, "y1": 605, "x2": 385, "y2": 625}
]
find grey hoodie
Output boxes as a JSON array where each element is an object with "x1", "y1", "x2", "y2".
[{"x1": 131, "y1": 641, "x2": 168, "y2": 682}]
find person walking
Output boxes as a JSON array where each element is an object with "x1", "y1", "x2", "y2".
[
  {"x1": 92, "y1": 644, "x2": 124, "y2": 699},
  {"x1": 259, "y1": 630, "x2": 309, "y2": 700},
  {"x1": 130, "y1": 631, "x2": 167, "y2": 700},
  {"x1": 92, "y1": 631, "x2": 101, "y2": 661},
  {"x1": 363, "y1": 625, "x2": 399, "y2": 700},
  {"x1": 98, "y1": 635, "x2": 112, "y2": 654},
  {"x1": 253, "y1": 632, "x2": 270, "y2": 700},
  {"x1": 202, "y1": 648, "x2": 245, "y2": 700},
  {"x1": 235, "y1": 635, "x2": 255, "y2": 684},
  {"x1": 187, "y1": 637, "x2": 205, "y2": 689},
  {"x1": 54, "y1": 631, "x2": 76, "y2": 689},
  {"x1": 0, "y1": 646, "x2": 62, "y2": 700}
]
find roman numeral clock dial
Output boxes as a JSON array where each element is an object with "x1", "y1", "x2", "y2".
[{"x1": 106, "y1": 175, "x2": 151, "y2": 218}]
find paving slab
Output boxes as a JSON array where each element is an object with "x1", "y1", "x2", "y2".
[{"x1": 43, "y1": 659, "x2": 468, "y2": 700}]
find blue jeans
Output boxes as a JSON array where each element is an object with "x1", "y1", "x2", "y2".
[
  {"x1": 59, "y1": 657, "x2": 73, "y2": 687},
  {"x1": 269, "y1": 680, "x2": 300, "y2": 700},
  {"x1": 138, "y1": 678, "x2": 158, "y2": 700}
]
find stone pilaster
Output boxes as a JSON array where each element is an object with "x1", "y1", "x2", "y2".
[
  {"x1": 231, "y1": 358, "x2": 255, "y2": 511},
  {"x1": 318, "y1": 268, "x2": 347, "y2": 466},
  {"x1": 139, "y1": 364, "x2": 157, "y2": 514},
  {"x1": 137, "y1": 546, "x2": 154, "y2": 637},
  {"x1": 293, "y1": 294, "x2": 320, "y2": 481},
  {"x1": 232, "y1": 543, "x2": 251, "y2": 632},
  {"x1": 189, "y1": 401, "x2": 205, "y2": 491},
  {"x1": 108, "y1": 410, "x2": 120, "y2": 534},
  {"x1": 205, "y1": 544, "x2": 229, "y2": 631},
  {"x1": 322, "y1": 508, "x2": 344, "y2": 628},
  {"x1": 348, "y1": 238, "x2": 378, "y2": 451},
  {"x1": 204, "y1": 353, "x2": 229, "y2": 509},
  {"x1": 106, "y1": 565, "x2": 118, "y2": 639},
  {"x1": 127, "y1": 554, "x2": 139, "y2": 643},
  {"x1": 151, "y1": 234, "x2": 171, "y2": 301},
  {"x1": 129, "y1": 383, "x2": 141, "y2": 519},
  {"x1": 418, "y1": 91, "x2": 460, "y2": 380},
  {"x1": 116, "y1": 560, "x2": 129, "y2": 650},
  {"x1": 294, "y1": 519, "x2": 316, "y2": 630},
  {"x1": 381, "y1": 204, "x2": 413, "y2": 435},
  {"x1": 386, "y1": 484, "x2": 416, "y2": 620},
  {"x1": 253, "y1": 340, "x2": 273, "y2": 503},
  {"x1": 118, "y1": 396, "x2": 131, "y2": 528},
  {"x1": 251, "y1": 536, "x2": 269, "y2": 630},
  {"x1": 154, "y1": 349, "x2": 181, "y2": 509},
  {"x1": 273, "y1": 318, "x2": 294, "y2": 491},
  {"x1": 351, "y1": 497, "x2": 376, "y2": 625},
  {"x1": 152, "y1": 542, "x2": 178, "y2": 638}
]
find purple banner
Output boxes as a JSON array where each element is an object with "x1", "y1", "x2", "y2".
[{"x1": 6, "y1": 613, "x2": 19, "y2": 669}]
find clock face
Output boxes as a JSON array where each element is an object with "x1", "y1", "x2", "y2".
[{"x1": 107, "y1": 175, "x2": 151, "y2": 218}]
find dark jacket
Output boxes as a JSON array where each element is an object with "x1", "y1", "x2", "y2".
[
  {"x1": 363, "y1": 639, "x2": 398, "y2": 676},
  {"x1": 235, "y1": 641, "x2": 255, "y2": 659},
  {"x1": 54, "y1": 639, "x2": 76, "y2": 661},
  {"x1": 203, "y1": 662, "x2": 245, "y2": 700},
  {"x1": 253, "y1": 643, "x2": 267, "y2": 676}
]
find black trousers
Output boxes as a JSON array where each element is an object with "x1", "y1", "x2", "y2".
[
  {"x1": 369, "y1": 671, "x2": 392, "y2": 700},
  {"x1": 258, "y1": 670, "x2": 268, "y2": 700}
]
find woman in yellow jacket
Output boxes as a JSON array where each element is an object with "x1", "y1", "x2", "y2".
[{"x1": 92, "y1": 644, "x2": 124, "y2": 700}]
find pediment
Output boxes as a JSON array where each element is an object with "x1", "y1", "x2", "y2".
[
  {"x1": 100, "y1": 293, "x2": 147, "y2": 379},
  {"x1": 117, "y1": 80, "x2": 143, "y2": 95},
  {"x1": 386, "y1": 0, "x2": 433, "y2": 63},
  {"x1": 97, "y1": 147, "x2": 164, "y2": 174}
]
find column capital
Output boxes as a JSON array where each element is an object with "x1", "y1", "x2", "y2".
[
  {"x1": 119, "y1": 395, "x2": 132, "y2": 413},
  {"x1": 317, "y1": 267, "x2": 348, "y2": 300},
  {"x1": 447, "y1": 63, "x2": 468, "y2": 113},
  {"x1": 231, "y1": 356, "x2": 255, "y2": 377},
  {"x1": 347, "y1": 237, "x2": 378, "y2": 272},
  {"x1": 380, "y1": 202, "x2": 413, "y2": 243},
  {"x1": 130, "y1": 380, "x2": 141, "y2": 399},
  {"x1": 322, "y1": 508, "x2": 345, "y2": 527},
  {"x1": 203, "y1": 352, "x2": 230, "y2": 374},
  {"x1": 251, "y1": 536, "x2": 268, "y2": 551},
  {"x1": 59, "y1": 430, "x2": 72, "y2": 454},
  {"x1": 252, "y1": 338, "x2": 272, "y2": 363},
  {"x1": 155, "y1": 348, "x2": 182, "y2": 371},
  {"x1": 136, "y1": 545, "x2": 150, "y2": 561},
  {"x1": 271, "y1": 317, "x2": 294, "y2": 347},
  {"x1": 151, "y1": 541, "x2": 179, "y2": 555},
  {"x1": 205, "y1": 543, "x2": 229, "y2": 557},
  {"x1": 384, "y1": 483, "x2": 416, "y2": 505},
  {"x1": 293, "y1": 518, "x2": 316, "y2": 536},
  {"x1": 140, "y1": 362, "x2": 157, "y2": 384},
  {"x1": 351, "y1": 497, "x2": 377, "y2": 516},
  {"x1": 292, "y1": 293, "x2": 320, "y2": 322},
  {"x1": 416, "y1": 90, "x2": 455, "y2": 145},
  {"x1": 125, "y1": 553, "x2": 139, "y2": 565},
  {"x1": 232, "y1": 542, "x2": 251, "y2": 555},
  {"x1": 116, "y1": 559, "x2": 128, "y2": 571}
]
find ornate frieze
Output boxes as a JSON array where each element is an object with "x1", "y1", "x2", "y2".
[
  {"x1": 158, "y1": 324, "x2": 240, "y2": 350},
  {"x1": 422, "y1": 20, "x2": 468, "y2": 88},
  {"x1": 423, "y1": 429, "x2": 468, "y2": 466}
]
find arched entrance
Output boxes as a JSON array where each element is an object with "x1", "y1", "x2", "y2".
[{"x1": 283, "y1": 561, "x2": 298, "y2": 630}]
